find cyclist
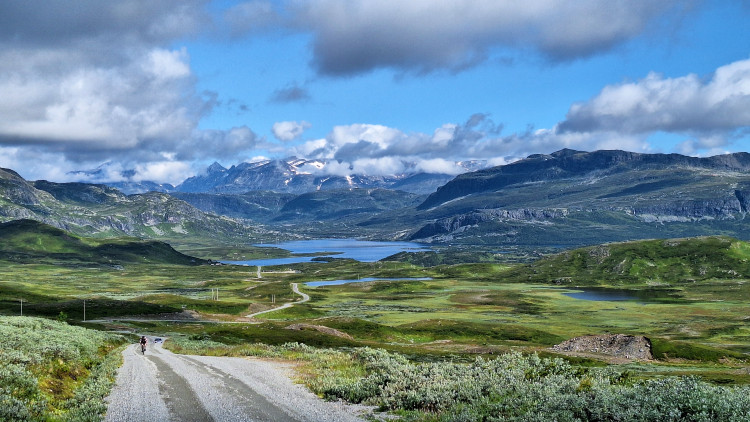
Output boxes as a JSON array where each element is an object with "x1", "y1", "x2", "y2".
[{"x1": 139, "y1": 336, "x2": 148, "y2": 354}]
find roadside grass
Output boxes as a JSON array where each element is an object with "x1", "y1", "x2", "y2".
[{"x1": 0, "y1": 316, "x2": 126, "y2": 421}]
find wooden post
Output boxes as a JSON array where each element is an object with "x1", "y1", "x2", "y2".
[{"x1": 20, "y1": 299, "x2": 23, "y2": 316}]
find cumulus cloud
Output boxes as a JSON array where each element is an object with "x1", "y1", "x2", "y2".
[
  {"x1": 131, "y1": 161, "x2": 193, "y2": 184},
  {"x1": 0, "y1": 47, "x2": 199, "y2": 160},
  {"x1": 0, "y1": 0, "x2": 264, "y2": 181},
  {"x1": 231, "y1": 0, "x2": 693, "y2": 75},
  {"x1": 557, "y1": 56, "x2": 750, "y2": 151},
  {"x1": 272, "y1": 120, "x2": 312, "y2": 141},
  {"x1": 287, "y1": 114, "x2": 652, "y2": 177}
]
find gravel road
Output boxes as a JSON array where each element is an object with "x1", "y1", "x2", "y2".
[
  {"x1": 246, "y1": 283, "x2": 309, "y2": 318},
  {"x1": 105, "y1": 338, "x2": 370, "y2": 422}
]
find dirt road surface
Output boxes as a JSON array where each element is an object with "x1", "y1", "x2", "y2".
[
  {"x1": 105, "y1": 338, "x2": 369, "y2": 422},
  {"x1": 246, "y1": 283, "x2": 310, "y2": 319}
]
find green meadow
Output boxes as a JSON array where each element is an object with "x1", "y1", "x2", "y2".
[{"x1": 4, "y1": 222, "x2": 750, "y2": 419}]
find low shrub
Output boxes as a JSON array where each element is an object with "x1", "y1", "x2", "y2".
[
  {"x1": 319, "y1": 348, "x2": 750, "y2": 421},
  {"x1": 0, "y1": 316, "x2": 125, "y2": 421},
  {"x1": 167, "y1": 337, "x2": 750, "y2": 421}
]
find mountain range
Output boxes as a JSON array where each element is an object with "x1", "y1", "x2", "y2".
[
  {"x1": 0, "y1": 168, "x2": 266, "y2": 245},
  {"x1": 74, "y1": 158, "x2": 486, "y2": 195},
  {"x1": 400, "y1": 149, "x2": 750, "y2": 246},
  {"x1": 5, "y1": 148, "x2": 750, "y2": 249},
  {"x1": 175, "y1": 157, "x2": 482, "y2": 195}
]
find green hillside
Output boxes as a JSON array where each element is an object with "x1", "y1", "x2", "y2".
[
  {"x1": 0, "y1": 219, "x2": 204, "y2": 266},
  {"x1": 503, "y1": 236, "x2": 750, "y2": 285}
]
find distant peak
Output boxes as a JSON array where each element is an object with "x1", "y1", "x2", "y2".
[{"x1": 207, "y1": 162, "x2": 226, "y2": 173}]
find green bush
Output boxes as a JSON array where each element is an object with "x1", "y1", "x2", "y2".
[
  {"x1": 0, "y1": 316, "x2": 124, "y2": 421},
  {"x1": 164, "y1": 338, "x2": 750, "y2": 421},
  {"x1": 319, "y1": 348, "x2": 750, "y2": 421}
]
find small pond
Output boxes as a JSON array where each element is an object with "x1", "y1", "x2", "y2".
[
  {"x1": 307, "y1": 277, "x2": 433, "y2": 287},
  {"x1": 561, "y1": 287, "x2": 681, "y2": 303},
  {"x1": 224, "y1": 239, "x2": 429, "y2": 267}
]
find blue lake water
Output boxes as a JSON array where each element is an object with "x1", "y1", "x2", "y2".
[
  {"x1": 307, "y1": 277, "x2": 433, "y2": 287},
  {"x1": 223, "y1": 239, "x2": 429, "y2": 267},
  {"x1": 562, "y1": 287, "x2": 679, "y2": 302}
]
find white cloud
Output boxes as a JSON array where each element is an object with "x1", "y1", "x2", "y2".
[
  {"x1": 272, "y1": 120, "x2": 312, "y2": 141},
  {"x1": 350, "y1": 157, "x2": 406, "y2": 175},
  {"x1": 132, "y1": 161, "x2": 192, "y2": 184},
  {"x1": 286, "y1": 115, "x2": 655, "y2": 177},
  {"x1": 143, "y1": 48, "x2": 191, "y2": 79},
  {"x1": 0, "y1": 47, "x2": 197, "y2": 159},
  {"x1": 558, "y1": 57, "x2": 750, "y2": 140},
  {"x1": 0, "y1": 1, "x2": 255, "y2": 172},
  {"x1": 414, "y1": 159, "x2": 465, "y2": 175}
]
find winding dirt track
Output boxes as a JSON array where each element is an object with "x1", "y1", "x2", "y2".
[
  {"x1": 246, "y1": 283, "x2": 310, "y2": 318},
  {"x1": 105, "y1": 338, "x2": 367, "y2": 422}
]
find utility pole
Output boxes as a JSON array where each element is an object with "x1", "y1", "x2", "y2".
[
  {"x1": 83, "y1": 299, "x2": 86, "y2": 321},
  {"x1": 20, "y1": 299, "x2": 23, "y2": 316}
]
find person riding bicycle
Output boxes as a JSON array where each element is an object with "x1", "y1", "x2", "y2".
[{"x1": 139, "y1": 336, "x2": 148, "y2": 353}]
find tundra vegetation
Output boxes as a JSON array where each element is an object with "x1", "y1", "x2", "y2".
[
  {"x1": 4, "y1": 222, "x2": 750, "y2": 420},
  {"x1": 0, "y1": 316, "x2": 125, "y2": 421}
]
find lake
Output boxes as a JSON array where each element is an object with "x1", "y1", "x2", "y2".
[
  {"x1": 307, "y1": 277, "x2": 432, "y2": 287},
  {"x1": 562, "y1": 287, "x2": 681, "y2": 302},
  {"x1": 224, "y1": 239, "x2": 429, "y2": 267}
]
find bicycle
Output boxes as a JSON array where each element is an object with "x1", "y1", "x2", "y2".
[{"x1": 141, "y1": 343, "x2": 146, "y2": 354}]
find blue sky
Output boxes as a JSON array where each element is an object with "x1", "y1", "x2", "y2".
[{"x1": 0, "y1": 0, "x2": 749, "y2": 184}]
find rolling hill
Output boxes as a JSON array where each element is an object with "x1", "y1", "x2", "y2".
[
  {"x1": 502, "y1": 236, "x2": 750, "y2": 285},
  {"x1": 0, "y1": 219, "x2": 205, "y2": 265}
]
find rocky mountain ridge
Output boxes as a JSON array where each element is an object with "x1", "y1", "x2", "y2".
[
  {"x1": 419, "y1": 149, "x2": 750, "y2": 210},
  {"x1": 0, "y1": 169, "x2": 262, "y2": 243}
]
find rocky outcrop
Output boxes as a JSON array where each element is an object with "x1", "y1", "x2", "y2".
[
  {"x1": 736, "y1": 189, "x2": 750, "y2": 213},
  {"x1": 552, "y1": 334, "x2": 652, "y2": 360},
  {"x1": 631, "y1": 198, "x2": 743, "y2": 220},
  {"x1": 411, "y1": 208, "x2": 567, "y2": 240}
]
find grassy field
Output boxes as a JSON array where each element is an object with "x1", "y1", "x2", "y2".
[{"x1": 3, "y1": 228, "x2": 750, "y2": 401}]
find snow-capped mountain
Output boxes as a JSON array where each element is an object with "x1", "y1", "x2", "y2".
[{"x1": 176, "y1": 157, "x2": 485, "y2": 194}]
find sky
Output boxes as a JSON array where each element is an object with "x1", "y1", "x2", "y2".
[{"x1": 1, "y1": 0, "x2": 750, "y2": 185}]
